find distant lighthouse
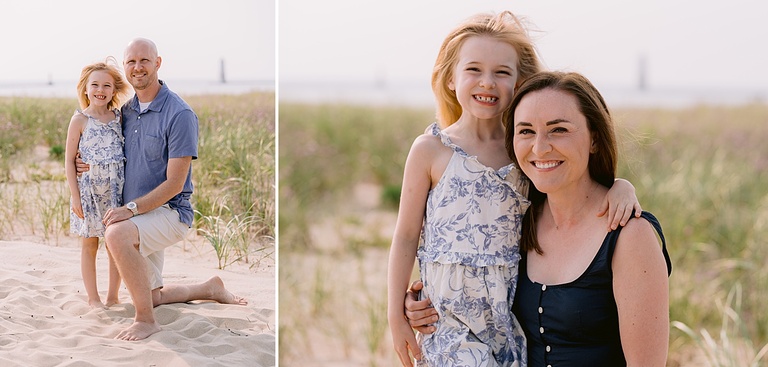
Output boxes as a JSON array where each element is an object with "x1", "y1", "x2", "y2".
[
  {"x1": 638, "y1": 54, "x2": 647, "y2": 91},
  {"x1": 220, "y1": 58, "x2": 226, "y2": 84}
]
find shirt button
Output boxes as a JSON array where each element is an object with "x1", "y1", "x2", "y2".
[
  {"x1": 134, "y1": 130, "x2": 138, "y2": 133},
  {"x1": 547, "y1": 365, "x2": 552, "y2": 367},
  {"x1": 542, "y1": 284, "x2": 547, "y2": 291},
  {"x1": 138, "y1": 116, "x2": 141, "y2": 119},
  {"x1": 546, "y1": 345, "x2": 551, "y2": 352},
  {"x1": 539, "y1": 327, "x2": 544, "y2": 334},
  {"x1": 538, "y1": 307, "x2": 543, "y2": 314}
]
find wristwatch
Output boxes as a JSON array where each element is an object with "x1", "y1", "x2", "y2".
[{"x1": 126, "y1": 201, "x2": 139, "y2": 216}]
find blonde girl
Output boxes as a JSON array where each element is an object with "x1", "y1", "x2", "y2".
[{"x1": 65, "y1": 57, "x2": 130, "y2": 309}]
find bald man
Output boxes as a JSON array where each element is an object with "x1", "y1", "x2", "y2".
[{"x1": 82, "y1": 38, "x2": 247, "y2": 341}]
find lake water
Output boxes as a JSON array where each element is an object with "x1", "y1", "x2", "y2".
[
  {"x1": 0, "y1": 79, "x2": 274, "y2": 98},
  {"x1": 9, "y1": 78, "x2": 764, "y2": 109},
  {"x1": 280, "y1": 80, "x2": 768, "y2": 109}
]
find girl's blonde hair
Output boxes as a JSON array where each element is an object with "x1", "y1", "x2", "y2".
[
  {"x1": 76, "y1": 56, "x2": 130, "y2": 110},
  {"x1": 432, "y1": 11, "x2": 543, "y2": 127}
]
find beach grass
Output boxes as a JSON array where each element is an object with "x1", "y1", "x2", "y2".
[
  {"x1": 278, "y1": 101, "x2": 768, "y2": 366},
  {"x1": 0, "y1": 92, "x2": 275, "y2": 271}
]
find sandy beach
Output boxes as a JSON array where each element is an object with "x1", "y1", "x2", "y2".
[{"x1": 0, "y1": 234, "x2": 275, "y2": 366}]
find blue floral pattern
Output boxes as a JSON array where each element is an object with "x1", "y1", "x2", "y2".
[
  {"x1": 416, "y1": 122, "x2": 530, "y2": 367},
  {"x1": 70, "y1": 109, "x2": 125, "y2": 238}
]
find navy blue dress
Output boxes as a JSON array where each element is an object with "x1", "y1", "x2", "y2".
[{"x1": 512, "y1": 211, "x2": 671, "y2": 367}]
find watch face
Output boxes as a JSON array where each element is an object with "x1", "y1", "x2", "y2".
[{"x1": 128, "y1": 202, "x2": 137, "y2": 210}]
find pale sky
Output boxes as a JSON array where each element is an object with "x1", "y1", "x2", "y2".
[
  {"x1": 1, "y1": 0, "x2": 275, "y2": 84},
  {"x1": 279, "y1": 0, "x2": 768, "y2": 91},
  {"x1": 4, "y1": 1, "x2": 766, "y2": 98}
]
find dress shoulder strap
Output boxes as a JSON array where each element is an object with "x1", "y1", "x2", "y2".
[
  {"x1": 75, "y1": 109, "x2": 95, "y2": 120},
  {"x1": 426, "y1": 122, "x2": 464, "y2": 153},
  {"x1": 111, "y1": 108, "x2": 121, "y2": 123},
  {"x1": 606, "y1": 211, "x2": 672, "y2": 276},
  {"x1": 638, "y1": 211, "x2": 672, "y2": 275}
]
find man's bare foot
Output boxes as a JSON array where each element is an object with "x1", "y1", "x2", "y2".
[
  {"x1": 88, "y1": 299, "x2": 107, "y2": 309},
  {"x1": 115, "y1": 321, "x2": 161, "y2": 341},
  {"x1": 105, "y1": 298, "x2": 120, "y2": 307},
  {"x1": 205, "y1": 276, "x2": 248, "y2": 305}
]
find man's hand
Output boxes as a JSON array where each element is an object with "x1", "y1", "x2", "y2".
[
  {"x1": 404, "y1": 280, "x2": 438, "y2": 334},
  {"x1": 102, "y1": 206, "x2": 132, "y2": 227},
  {"x1": 75, "y1": 152, "x2": 90, "y2": 176}
]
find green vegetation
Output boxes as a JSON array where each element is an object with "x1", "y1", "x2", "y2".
[
  {"x1": 186, "y1": 93, "x2": 275, "y2": 269},
  {"x1": 279, "y1": 102, "x2": 768, "y2": 366},
  {"x1": 0, "y1": 97, "x2": 72, "y2": 182},
  {"x1": 279, "y1": 103, "x2": 431, "y2": 252},
  {"x1": 0, "y1": 93, "x2": 274, "y2": 271}
]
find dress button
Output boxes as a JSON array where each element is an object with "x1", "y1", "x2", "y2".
[
  {"x1": 134, "y1": 130, "x2": 138, "y2": 133},
  {"x1": 539, "y1": 327, "x2": 544, "y2": 334},
  {"x1": 538, "y1": 307, "x2": 543, "y2": 314},
  {"x1": 138, "y1": 116, "x2": 141, "y2": 119},
  {"x1": 547, "y1": 365, "x2": 552, "y2": 367},
  {"x1": 542, "y1": 284, "x2": 547, "y2": 291},
  {"x1": 546, "y1": 345, "x2": 551, "y2": 352}
]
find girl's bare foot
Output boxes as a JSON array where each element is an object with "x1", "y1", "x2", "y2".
[
  {"x1": 114, "y1": 321, "x2": 161, "y2": 341},
  {"x1": 205, "y1": 276, "x2": 248, "y2": 305},
  {"x1": 88, "y1": 299, "x2": 107, "y2": 309},
  {"x1": 105, "y1": 298, "x2": 120, "y2": 307}
]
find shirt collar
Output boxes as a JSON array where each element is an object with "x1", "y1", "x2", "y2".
[{"x1": 127, "y1": 80, "x2": 170, "y2": 113}]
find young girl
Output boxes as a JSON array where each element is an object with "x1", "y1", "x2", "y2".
[
  {"x1": 65, "y1": 57, "x2": 130, "y2": 309},
  {"x1": 387, "y1": 12, "x2": 640, "y2": 367}
]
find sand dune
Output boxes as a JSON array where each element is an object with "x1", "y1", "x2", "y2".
[{"x1": 0, "y1": 239, "x2": 275, "y2": 366}]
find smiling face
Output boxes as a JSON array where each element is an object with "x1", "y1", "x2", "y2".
[
  {"x1": 123, "y1": 40, "x2": 161, "y2": 91},
  {"x1": 449, "y1": 35, "x2": 518, "y2": 123},
  {"x1": 85, "y1": 70, "x2": 116, "y2": 109},
  {"x1": 512, "y1": 88, "x2": 595, "y2": 194}
]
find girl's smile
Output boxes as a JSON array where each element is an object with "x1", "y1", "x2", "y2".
[{"x1": 449, "y1": 35, "x2": 519, "y2": 123}]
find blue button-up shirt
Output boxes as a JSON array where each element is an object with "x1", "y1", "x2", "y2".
[{"x1": 121, "y1": 81, "x2": 198, "y2": 227}]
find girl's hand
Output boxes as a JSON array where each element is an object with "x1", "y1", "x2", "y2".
[
  {"x1": 72, "y1": 201, "x2": 84, "y2": 219},
  {"x1": 390, "y1": 316, "x2": 422, "y2": 367},
  {"x1": 598, "y1": 178, "x2": 642, "y2": 230}
]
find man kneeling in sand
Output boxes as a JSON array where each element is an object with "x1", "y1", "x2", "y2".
[{"x1": 78, "y1": 38, "x2": 247, "y2": 341}]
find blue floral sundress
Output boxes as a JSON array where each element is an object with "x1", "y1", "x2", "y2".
[
  {"x1": 69, "y1": 109, "x2": 125, "y2": 238},
  {"x1": 416, "y1": 122, "x2": 530, "y2": 367}
]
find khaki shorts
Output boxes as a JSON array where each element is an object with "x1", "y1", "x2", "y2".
[{"x1": 129, "y1": 204, "x2": 190, "y2": 290}]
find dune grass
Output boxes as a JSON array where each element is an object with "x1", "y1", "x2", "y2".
[
  {"x1": 0, "y1": 92, "x2": 274, "y2": 271},
  {"x1": 278, "y1": 104, "x2": 430, "y2": 253},
  {"x1": 186, "y1": 92, "x2": 276, "y2": 269},
  {"x1": 279, "y1": 101, "x2": 768, "y2": 366}
]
